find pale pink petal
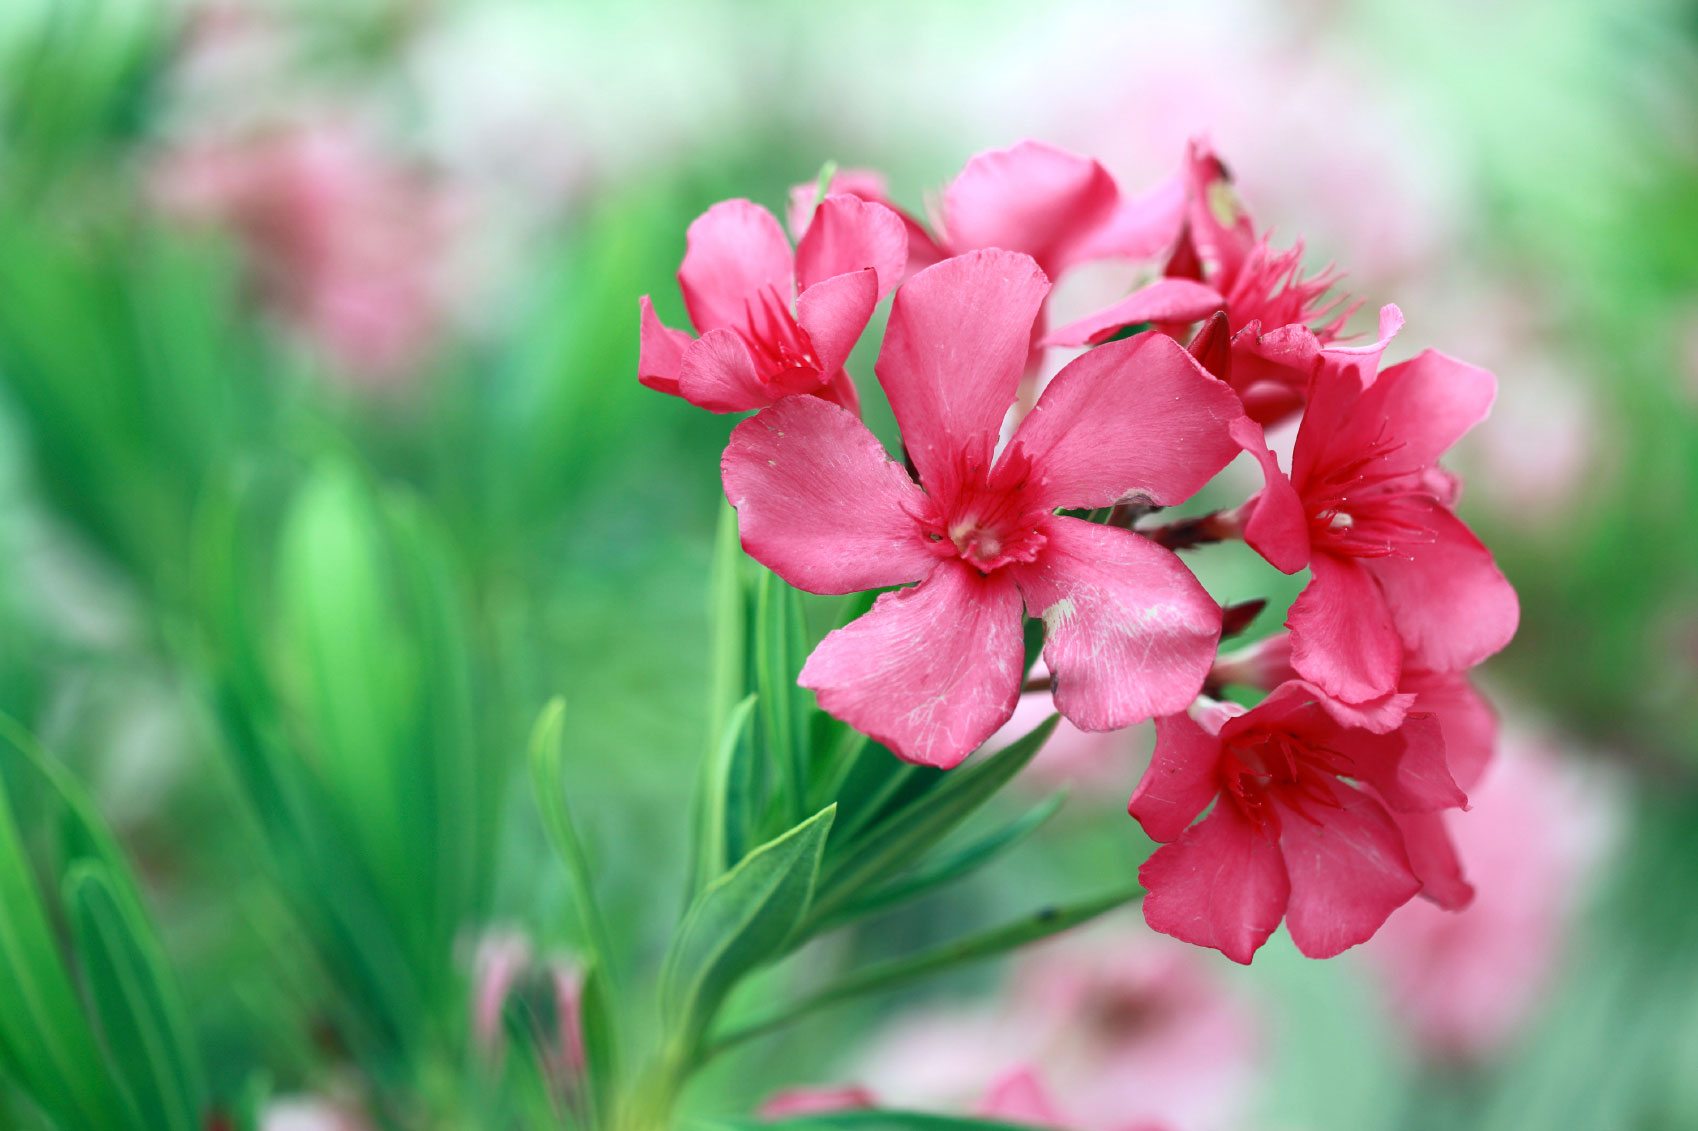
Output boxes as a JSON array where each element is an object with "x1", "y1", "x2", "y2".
[
  {"x1": 1320, "y1": 303, "x2": 1404, "y2": 388},
  {"x1": 794, "y1": 268, "x2": 879, "y2": 377},
  {"x1": 786, "y1": 168, "x2": 892, "y2": 238},
  {"x1": 940, "y1": 141, "x2": 1118, "y2": 275},
  {"x1": 723, "y1": 395, "x2": 938, "y2": 595},
  {"x1": 1364, "y1": 502, "x2": 1519, "y2": 673},
  {"x1": 1070, "y1": 168, "x2": 1188, "y2": 262},
  {"x1": 1391, "y1": 809, "x2": 1474, "y2": 911},
  {"x1": 1042, "y1": 280, "x2": 1224, "y2": 347},
  {"x1": 1010, "y1": 333, "x2": 1242, "y2": 511},
  {"x1": 678, "y1": 199, "x2": 793, "y2": 334},
  {"x1": 1344, "y1": 348, "x2": 1496, "y2": 475},
  {"x1": 760, "y1": 1086, "x2": 878, "y2": 1118},
  {"x1": 1278, "y1": 782, "x2": 1420, "y2": 958},
  {"x1": 875, "y1": 249, "x2": 1048, "y2": 494},
  {"x1": 637, "y1": 295, "x2": 693, "y2": 396},
  {"x1": 1140, "y1": 801, "x2": 1289, "y2": 965},
  {"x1": 1012, "y1": 518, "x2": 1220, "y2": 732},
  {"x1": 800, "y1": 561, "x2": 1025, "y2": 769},
  {"x1": 1337, "y1": 713, "x2": 1464, "y2": 814},
  {"x1": 1130, "y1": 713, "x2": 1223, "y2": 843},
  {"x1": 1232, "y1": 416, "x2": 1310, "y2": 574},
  {"x1": 677, "y1": 329, "x2": 771, "y2": 413},
  {"x1": 977, "y1": 1068, "x2": 1066, "y2": 1128},
  {"x1": 1287, "y1": 553, "x2": 1402, "y2": 703},
  {"x1": 793, "y1": 194, "x2": 908, "y2": 298}
]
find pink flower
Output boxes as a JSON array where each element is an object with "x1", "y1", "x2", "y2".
[
  {"x1": 722, "y1": 249, "x2": 1242, "y2": 768},
  {"x1": 1131, "y1": 682, "x2": 1465, "y2": 963},
  {"x1": 638, "y1": 195, "x2": 908, "y2": 414},
  {"x1": 760, "y1": 1086, "x2": 879, "y2": 1118},
  {"x1": 1233, "y1": 333, "x2": 1519, "y2": 704},
  {"x1": 1364, "y1": 731, "x2": 1620, "y2": 1061},
  {"x1": 1049, "y1": 140, "x2": 1379, "y2": 426},
  {"x1": 468, "y1": 929, "x2": 586, "y2": 1086}
]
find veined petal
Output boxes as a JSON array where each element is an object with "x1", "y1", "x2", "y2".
[
  {"x1": 1345, "y1": 348, "x2": 1496, "y2": 475},
  {"x1": 875, "y1": 249, "x2": 1048, "y2": 495},
  {"x1": 1337, "y1": 713, "x2": 1464, "y2": 814},
  {"x1": 1232, "y1": 416, "x2": 1310, "y2": 574},
  {"x1": 1131, "y1": 712, "x2": 1224, "y2": 843},
  {"x1": 677, "y1": 329, "x2": 770, "y2": 413},
  {"x1": 1141, "y1": 801, "x2": 1289, "y2": 965},
  {"x1": 795, "y1": 267, "x2": 879, "y2": 378},
  {"x1": 1042, "y1": 279, "x2": 1224, "y2": 347},
  {"x1": 794, "y1": 194, "x2": 908, "y2": 298},
  {"x1": 638, "y1": 295, "x2": 693, "y2": 395},
  {"x1": 679, "y1": 199, "x2": 793, "y2": 334},
  {"x1": 722, "y1": 395, "x2": 938, "y2": 594},
  {"x1": 940, "y1": 141, "x2": 1118, "y2": 275},
  {"x1": 800, "y1": 560, "x2": 1025, "y2": 768},
  {"x1": 1287, "y1": 553, "x2": 1403, "y2": 703},
  {"x1": 1013, "y1": 518, "x2": 1220, "y2": 731},
  {"x1": 1390, "y1": 809, "x2": 1475, "y2": 910},
  {"x1": 1279, "y1": 781, "x2": 1420, "y2": 958},
  {"x1": 1011, "y1": 332, "x2": 1242, "y2": 511},
  {"x1": 1365, "y1": 501, "x2": 1519, "y2": 673}
]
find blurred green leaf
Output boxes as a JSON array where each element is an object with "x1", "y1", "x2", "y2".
[
  {"x1": 754, "y1": 569, "x2": 812, "y2": 825},
  {"x1": 529, "y1": 698, "x2": 619, "y2": 990},
  {"x1": 662, "y1": 804, "x2": 836, "y2": 1049},
  {"x1": 693, "y1": 695, "x2": 759, "y2": 896}
]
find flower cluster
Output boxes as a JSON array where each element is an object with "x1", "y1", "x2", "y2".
[{"x1": 638, "y1": 139, "x2": 1518, "y2": 963}]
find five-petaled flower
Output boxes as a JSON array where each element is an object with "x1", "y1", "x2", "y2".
[
  {"x1": 1131, "y1": 682, "x2": 1464, "y2": 963},
  {"x1": 722, "y1": 249, "x2": 1243, "y2": 768},
  {"x1": 638, "y1": 194, "x2": 908, "y2": 414}
]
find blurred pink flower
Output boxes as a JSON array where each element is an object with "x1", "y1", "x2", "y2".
[
  {"x1": 1363, "y1": 732, "x2": 1620, "y2": 1061},
  {"x1": 986, "y1": 662, "x2": 1152, "y2": 794},
  {"x1": 153, "y1": 118, "x2": 460, "y2": 387},
  {"x1": 760, "y1": 1086, "x2": 879, "y2": 1118},
  {"x1": 856, "y1": 918, "x2": 1262, "y2": 1131},
  {"x1": 468, "y1": 928, "x2": 586, "y2": 1084},
  {"x1": 259, "y1": 1097, "x2": 369, "y2": 1131}
]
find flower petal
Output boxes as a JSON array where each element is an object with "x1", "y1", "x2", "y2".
[
  {"x1": 1140, "y1": 801, "x2": 1289, "y2": 965},
  {"x1": 1345, "y1": 348, "x2": 1496, "y2": 475},
  {"x1": 875, "y1": 249, "x2": 1048, "y2": 495},
  {"x1": 1010, "y1": 332, "x2": 1242, "y2": 510},
  {"x1": 678, "y1": 199, "x2": 793, "y2": 334},
  {"x1": 1042, "y1": 279, "x2": 1224, "y2": 347},
  {"x1": 1405, "y1": 669, "x2": 1498, "y2": 791},
  {"x1": 794, "y1": 194, "x2": 909, "y2": 299},
  {"x1": 800, "y1": 560, "x2": 1025, "y2": 768},
  {"x1": 1391, "y1": 809, "x2": 1474, "y2": 911},
  {"x1": 1131, "y1": 712, "x2": 1224, "y2": 843},
  {"x1": 1365, "y1": 501, "x2": 1519, "y2": 673},
  {"x1": 1279, "y1": 782, "x2": 1421, "y2": 958},
  {"x1": 1287, "y1": 553, "x2": 1403, "y2": 703},
  {"x1": 637, "y1": 295, "x2": 693, "y2": 395},
  {"x1": 1012, "y1": 518, "x2": 1220, "y2": 731},
  {"x1": 677, "y1": 328, "x2": 771, "y2": 413},
  {"x1": 795, "y1": 267, "x2": 879, "y2": 378},
  {"x1": 940, "y1": 141, "x2": 1118, "y2": 275},
  {"x1": 1320, "y1": 303, "x2": 1404, "y2": 389},
  {"x1": 1232, "y1": 416, "x2": 1310, "y2": 574},
  {"x1": 1339, "y1": 713, "x2": 1464, "y2": 814},
  {"x1": 1071, "y1": 168, "x2": 1189, "y2": 262},
  {"x1": 722, "y1": 395, "x2": 938, "y2": 594}
]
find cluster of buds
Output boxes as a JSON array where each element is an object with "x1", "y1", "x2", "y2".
[{"x1": 639, "y1": 139, "x2": 1517, "y2": 964}]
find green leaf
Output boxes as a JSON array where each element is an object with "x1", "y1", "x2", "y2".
[
  {"x1": 821, "y1": 793, "x2": 1065, "y2": 927},
  {"x1": 64, "y1": 862, "x2": 204, "y2": 1131},
  {"x1": 810, "y1": 716, "x2": 1059, "y2": 924},
  {"x1": 708, "y1": 886, "x2": 1141, "y2": 1060},
  {"x1": 528, "y1": 699, "x2": 619, "y2": 989},
  {"x1": 576, "y1": 959, "x2": 620, "y2": 1129},
  {"x1": 754, "y1": 570, "x2": 811, "y2": 824},
  {"x1": 661, "y1": 804, "x2": 837, "y2": 1049},
  {"x1": 691, "y1": 695, "x2": 759, "y2": 893}
]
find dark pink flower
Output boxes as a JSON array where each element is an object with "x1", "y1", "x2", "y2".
[
  {"x1": 722, "y1": 249, "x2": 1241, "y2": 768},
  {"x1": 1233, "y1": 340, "x2": 1519, "y2": 704},
  {"x1": 1131, "y1": 682, "x2": 1463, "y2": 963},
  {"x1": 638, "y1": 194, "x2": 908, "y2": 414}
]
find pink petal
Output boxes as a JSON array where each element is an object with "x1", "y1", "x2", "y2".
[
  {"x1": 1405, "y1": 669, "x2": 1498, "y2": 791},
  {"x1": 722, "y1": 395, "x2": 939, "y2": 595},
  {"x1": 760, "y1": 1087, "x2": 879, "y2": 1118},
  {"x1": 1320, "y1": 303, "x2": 1404, "y2": 388},
  {"x1": 1010, "y1": 332, "x2": 1242, "y2": 511},
  {"x1": 978, "y1": 1069, "x2": 1066, "y2": 1128},
  {"x1": 678, "y1": 199, "x2": 793, "y2": 334},
  {"x1": 677, "y1": 328, "x2": 771, "y2": 413},
  {"x1": 1140, "y1": 801, "x2": 1289, "y2": 965},
  {"x1": 786, "y1": 168, "x2": 892, "y2": 238},
  {"x1": 1337, "y1": 713, "x2": 1464, "y2": 814},
  {"x1": 1228, "y1": 321, "x2": 1320, "y2": 426},
  {"x1": 875, "y1": 249, "x2": 1048, "y2": 495},
  {"x1": 793, "y1": 194, "x2": 908, "y2": 299},
  {"x1": 637, "y1": 295, "x2": 693, "y2": 395},
  {"x1": 1012, "y1": 518, "x2": 1220, "y2": 731},
  {"x1": 799, "y1": 561, "x2": 1025, "y2": 769},
  {"x1": 1279, "y1": 781, "x2": 1420, "y2": 958},
  {"x1": 818, "y1": 365, "x2": 862, "y2": 417},
  {"x1": 1182, "y1": 138, "x2": 1256, "y2": 282},
  {"x1": 1391, "y1": 809, "x2": 1474, "y2": 911},
  {"x1": 940, "y1": 141, "x2": 1118, "y2": 275},
  {"x1": 1042, "y1": 279, "x2": 1224, "y2": 348},
  {"x1": 1131, "y1": 713, "x2": 1224, "y2": 843},
  {"x1": 1344, "y1": 348, "x2": 1496, "y2": 476},
  {"x1": 1287, "y1": 553, "x2": 1403, "y2": 703},
  {"x1": 794, "y1": 267, "x2": 879, "y2": 378},
  {"x1": 1364, "y1": 501, "x2": 1519, "y2": 673},
  {"x1": 1070, "y1": 168, "x2": 1189, "y2": 262},
  {"x1": 1232, "y1": 416, "x2": 1310, "y2": 574}
]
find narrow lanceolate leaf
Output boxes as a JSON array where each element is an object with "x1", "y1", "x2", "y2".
[
  {"x1": 692, "y1": 695, "x2": 759, "y2": 893},
  {"x1": 528, "y1": 699, "x2": 618, "y2": 984},
  {"x1": 810, "y1": 717, "x2": 1059, "y2": 924},
  {"x1": 705, "y1": 501, "x2": 750, "y2": 749},
  {"x1": 754, "y1": 570, "x2": 812, "y2": 823},
  {"x1": 709, "y1": 886, "x2": 1142, "y2": 1059},
  {"x1": 576, "y1": 959, "x2": 620, "y2": 1129},
  {"x1": 65, "y1": 862, "x2": 205, "y2": 1131},
  {"x1": 661, "y1": 805, "x2": 836, "y2": 1048}
]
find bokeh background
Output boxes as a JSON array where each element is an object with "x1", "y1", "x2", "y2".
[{"x1": 1, "y1": 1, "x2": 1696, "y2": 1129}]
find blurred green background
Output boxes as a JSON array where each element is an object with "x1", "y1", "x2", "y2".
[{"x1": 0, "y1": 1, "x2": 1695, "y2": 1129}]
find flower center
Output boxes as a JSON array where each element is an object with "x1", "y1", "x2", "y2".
[
  {"x1": 739, "y1": 284, "x2": 824, "y2": 394},
  {"x1": 1220, "y1": 727, "x2": 1352, "y2": 834},
  {"x1": 1305, "y1": 427, "x2": 1436, "y2": 559},
  {"x1": 927, "y1": 445, "x2": 1049, "y2": 573}
]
